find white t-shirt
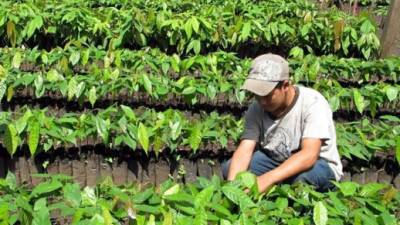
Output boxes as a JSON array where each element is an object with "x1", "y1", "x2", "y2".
[{"x1": 241, "y1": 85, "x2": 343, "y2": 180}]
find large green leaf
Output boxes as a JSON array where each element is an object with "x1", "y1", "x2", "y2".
[
  {"x1": 162, "y1": 211, "x2": 173, "y2": 225},
  {"x1": 221, "y1": 185, "x2": 256, "y2": 209},
  {"x1": 102, "y1": 206, "x2": 113, "y2": 225},
  {"x1": 30, "y1": 180, "x2": 63, "y2": 198},
  {"x1": 193, "y1": 207, "x2": 207, "y2": 225},
  {"x1": 46, "y1": 69, "x2": 63, "y2": 82},
  {"x1": 12, "y1": 52, "x2": 21, "y2": 69},
  {"x1": 120, "y1": 105, "x2": 137, "y2": 121},
  {"x1": 63, "y1": 183, "x2": 81, "y2": 208},
  {"x1": 26, "y1": 15, "x2": 43, "y2": 38},
  {"x1": 182, "y1": 86, "x2": 196, "y2": 95},
  {"x1": 27, "y1": 118, "x2": 40, "y2": 156},
  {"x1": 396, "y1": 136, "x2": 400, "y2": 165},
  {"x1": 138, "y1": 122, "x2": 149, "y2": 153},
  {"x1": 336, "y1": 181, "x2": 359, "y2": 197},
  {"x1": 194, "y1": 185, "x2": 214, "y2": 209},
  {"x1": 0, "y1": 80, "x2": 6, "y2": 101},
  {"x1": 34, "y1": 73, "x2": 44, "y2": 97},
  {"x1": 313, "y1": 201, "x2": 327, "y2": 225},
  {"x1": 385, "y1": 86, "x2": 398, "y2": 102},
  {"x1": 240, "y1": 22, "x2": 251, "y2": 41},
  {"x1": 142, "y1": 74, "x2": 152, "y2": 95},
  {"x1": 4, "y1": 124, "x2": 19, "y2": 155},
  {"x1": 359, "y1": 183, "x2": 387, "y2": 197},
  {"x1": 189, "y1": 123, "x2": 202, "y2": 152},
  {"x1": 75, "y1": 81, "x2": 86, "y2": 99},
  {"x1": 88, "y1": 86, "x2": 97, "y2": 107},
  {"x1": 69, "y1": 51, "x2": 80, "y2": 66},
  {"x1": 353, "y1": 89, "x2": 365, "y2": 114},
  {"x1": 82, "y1": 186, "x2": 97, "y2": 206},
  {"x1": 67, "y1": 77, "x2": 77, "y2": 101},
  {"x1": 15, "y1": 109, "x2": 32, "y2": 134},
  {"x1": 32, "y1": 198, "x2": 51, "y2": 225},
  {"x1": 184, "y1": 20, "x2": 192, "y2": 38},
  {"x1": 95, "y1": 117, "x2": 109, "y2": 143},
  {"x1": 5, "y1": 172, "x2": 17, "y2": 190}
]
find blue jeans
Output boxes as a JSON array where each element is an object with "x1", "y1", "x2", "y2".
[{"x1": 222, "y1": 150, "x2": 336, "y2": 192}]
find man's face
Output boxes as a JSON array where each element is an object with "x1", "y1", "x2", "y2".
[{"x1": 254, "y1": 82, "x2": 288, "y2": 113}]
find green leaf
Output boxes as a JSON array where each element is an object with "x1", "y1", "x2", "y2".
[
  {"x1": 12, "y1": 52, "x2": 22, "y2": 69},
  {"x1": 4, "y1": 124, "x2": 19, "y2": 155},
  {"x1": 207, "y1": 85, "x2": 217, "y2": 99},
  {"x1": 34, "y1": 73, "x2": 44, "y2": 97},
  {"x1": 194, "y1": 185, "x2": 214, "y2": 209},
  {"x1": 353, "y1": 89, "x2": 365, "y2": 114},
  {"x1": 182, "y1": 86, "x2": 196, "y2": 95},
  {"x1": 102, "y1": 206, "x2": 113, "y2": 225},
  {"x1": 336, "y1": 181, "x2": 359, "y2": 197},
  {"x1": 95, "y1": 117, "x2": 109, "y2": 143},
  {"x1": 142, "y1": 74, "x2": 152, "y2": 95},
  {"x1": 193, "y1": 207, "x2": 207, "y2": 225},
  {"x1": 6, "y1": 85, "x2": 13, "y2": 102},
  {"x1": 15, "y1": 109, "x2": 32, "y2": 134},
  {"x1": 184, "y1": 20, "x2": 193, "y2": 38},
  {"x1": 123, "y1": 135, "x2": 137, "y2": 149},
  {"x1": 6, "y1": 21, "x2": 16, "y2": 47},
  {"x1": 359, "y1": 183, "x2": 387, "y2": 197},
  {"x1": 328, "y1": 95, "x2": 340, "y2": 112},
  {"x1": 30, "y1": 180, "x2": 63, "y2": 198},
  {"x1": 189, "y1": 123, "x2": 202, "y2": 152},
  {"x1": 162, "y1": 211, "x2": 173, "y2": 225},
  {"x1": 396, "y1": 136, "x2": 400, "y2": 165},
  {"x1": 27, "y1": 118, "x2": 40, "y2": 156},
  {"x1": 46, "y1": 69, "x2": 62, "y2": 82},
  {"x1": 88, "y1": 86, "x2": 97, "y2": 107},
  {"x1": 378, "y1": 211, "x2": 396, "y2": 225},
  {"x1": 138, "y1": 122, "x2": 149, "y2": 153},
  {"x1": 169, "y1": 121, "x2": 181, "y2": 141},
  {"x1": 385, "y1": 86, "x2": 398, "y2": 102},
  {"x1": 32, "y1": 198, "x2": 51, "y2": 225},
  {"x1": 120, "y1": 105, "x2": 136, "y2": 121},
  {"x1": 5, "y1": 172, "x2": 17, "y2": 190},
  {"x1": 240, "y1": 22, "x2": 251, "y2": 41},
  {"x1": 236, "y1": 172, "x2": 258, "y2": 193},
  {"x1": 221, "y1": 185, "x2": 256, "y2": 209},
  {"x1": 133, "y1": 187, "x2": 154, "y2": 204},
  {"x1": 82, "y1": 186, "x2": 97, "y2": 206},
  {"x1": 75, "y1": 81, "x2": 85, "y2": 99},
  {"x1": 191, "y1": 17, "x2": 200, "y2": 33},
  {"x1": 163, "y1": 184, "x2": 180, "y2": 197},
  {"x1": 26, "y1": 15, "x2": 43, "y2": 38},
  {"x1": 63, "y1": 183, "x2": 81, "y2": 208},
  {"x1": 69, "y1": 51, "x2": 80, "y2": 66},
  {"x1": 313, "y1": 201, "x2": 328, "y2": 225},
  {"x1": 67, "y1": 78, "x2": 77, "y2": 101},
  {"x1": 193, "y1": 40, "x2": 201, "y2": 54},
  {"x1": 0, "y1": 80, "x2": 6, "y2": 101},
  {"x1": 81, "y1": 49, "x2": 90, "y2": 65}
]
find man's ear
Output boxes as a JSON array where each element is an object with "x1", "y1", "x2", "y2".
[{"x1": 282, "y1": 80, "x2": 290, "y2": 90}]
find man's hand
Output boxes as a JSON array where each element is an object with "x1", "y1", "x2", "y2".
[
  {"x1": 255, "y1": 138, "x2": 322, "y2": 193},
  {"x1": 227, "y1": 139, "x2": 257, "y2": 181}
]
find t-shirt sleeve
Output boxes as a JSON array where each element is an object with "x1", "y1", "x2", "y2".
[
  {"x1": 302, "y1": 97, "x2": 332, "y2": 141},
  {"x1": 240, "y1": 102, "x2": 261, "y2": 141}
]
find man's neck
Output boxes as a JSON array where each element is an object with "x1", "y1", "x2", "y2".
[{"x1": 270, "y1": 85, "x2": 297, "y2": 119}]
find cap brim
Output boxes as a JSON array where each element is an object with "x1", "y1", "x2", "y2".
[{"x1": 241, "y1": 79, "x2": 278, "y2": 96}]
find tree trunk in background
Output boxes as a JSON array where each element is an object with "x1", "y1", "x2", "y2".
[{"x1": 380, "y1": 0, "x2": 400, "y2": 57}]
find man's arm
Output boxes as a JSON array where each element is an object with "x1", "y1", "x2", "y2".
[
  {"x1": 227, "y1": 139, "x2": 257, "y2": 181},
  {"x1": 256, "y1": 138, "x2": 322, "y2": 192}
]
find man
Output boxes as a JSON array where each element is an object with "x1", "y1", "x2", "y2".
[{"x1": 222, "y1": 53, "x2": 343, "y2": 192}]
